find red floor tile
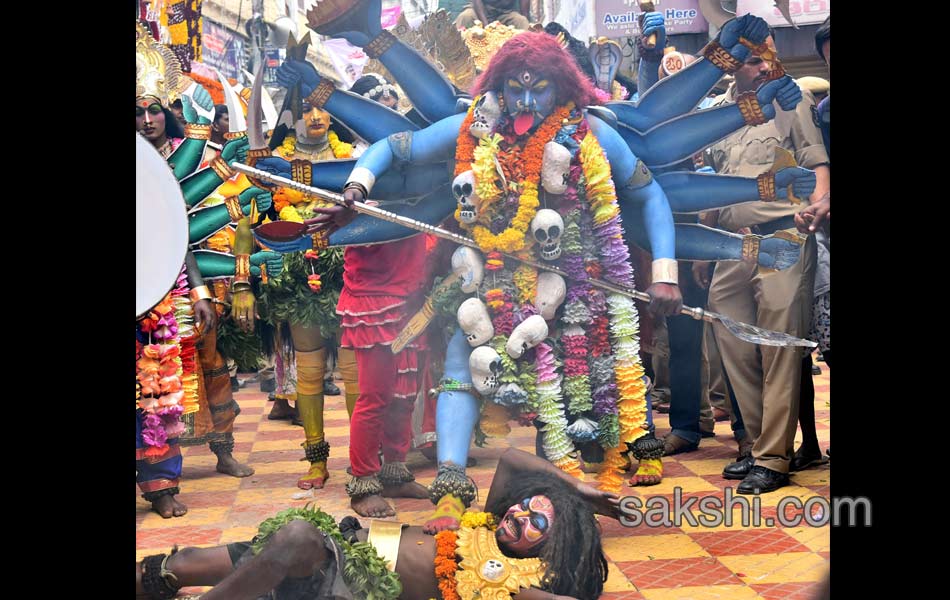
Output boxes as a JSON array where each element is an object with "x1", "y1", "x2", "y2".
[
  {"x1": 618, "y1": 557, "x2": 743, "y2": 589},
  {"x1": 690, "y1": 528, "x2": 810, "y2": 556},
  {"x1": 751, "y1": 581, "x2": 823, "y2": 600}
]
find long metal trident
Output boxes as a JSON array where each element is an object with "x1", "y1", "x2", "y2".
[{"x1": 232, "y1": 162, "x2": 816, "y2": 349}]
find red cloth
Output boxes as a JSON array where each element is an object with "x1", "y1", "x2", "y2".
[
  {"x1": 338, "y1": 236, "x2": 430, "y2": 349},
  {"x1": 349, "y1": 345, "x2": 416, "y2": 476}
]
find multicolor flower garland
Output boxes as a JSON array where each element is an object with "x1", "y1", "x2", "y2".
[
  {"x1": 434, "y1": 511, "x2": 497, "y2": 600},
  {"x1": 454, "y1": 103, "x2": 571, "y2": 253},
  {"x1": 136, "y1": 270, "x2": 191, "y2": 455}
]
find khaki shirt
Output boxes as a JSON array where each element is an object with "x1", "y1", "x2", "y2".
[{"x1": 707, "y1": 82, "x2": 829, "y2": 232}]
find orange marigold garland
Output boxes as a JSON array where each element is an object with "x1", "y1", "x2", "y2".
[{"x1": 434, "y1": 530, "x2": 461, "y2": 600}]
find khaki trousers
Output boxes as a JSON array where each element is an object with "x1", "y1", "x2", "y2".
[{"x1": 708, "y1": 236, "x2": 816, "y2": 474}]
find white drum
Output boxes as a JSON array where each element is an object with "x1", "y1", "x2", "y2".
[{"x1": 136, "y1": 134, "x2": 189, "y2": 318}]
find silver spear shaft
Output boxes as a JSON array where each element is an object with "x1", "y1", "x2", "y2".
[{"x1": 232, "y1": 162, "x2": 816, "y2": 348}]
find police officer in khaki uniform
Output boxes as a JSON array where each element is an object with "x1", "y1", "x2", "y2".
[{"x1": 697, "y1": 36, "x2": 830, "y2": 494}]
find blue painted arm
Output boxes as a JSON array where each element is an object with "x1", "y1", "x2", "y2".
[
  {"x1": 589, "y1": 114, "x2": 675, "y2": 261},
  {"x1": 607, "y1": 14, "x2": 771, "y2": 132},
  {"x1": 276, "y1": 60, "x2": 420, "y2": 142},
  {"x1": 656, "y1": 167, "x2": 817, "y2": 213},
  {"x1": 351, "y1": 113, "x2": 466, "y2": 182}
]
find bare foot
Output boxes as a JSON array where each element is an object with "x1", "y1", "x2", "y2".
[
  {"x1": 216, "y1": 454, "x2": 255, "y2": 478},
  {"x1": 351, "y1": 494, "x2": 396, "y2": 518},
  {"x1": 628, "y1": 458, "x2": 663, "y2": 486},
  {"x1": 381, "y1": 481, "x2": 429, "y2": 499},
  {"x1": 152, "y1": 493, "x2": 188, "y2": 518},
  {"x1": 268, "y1": 398, "x2": 297, "y2": 420},
  {"x1": 297, "y1": 462, "x2": 330, "y2": 490},
  {"x1": 423, "y1": 494, "x2": 464, "y2": 535}
]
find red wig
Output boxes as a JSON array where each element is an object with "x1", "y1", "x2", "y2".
[{"x1": 472, "y1": 32, "x2": 602, "y2": 108}]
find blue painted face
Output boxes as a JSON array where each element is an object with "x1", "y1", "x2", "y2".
[{"x1": 502, "y1": 69, "x2": 557, "y2": 134}]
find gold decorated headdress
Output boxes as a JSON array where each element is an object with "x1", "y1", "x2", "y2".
[
  {"x1": 462, "y1": 20, "x2": 520, "y2": 72},
  {"x1": 136, "y1": 23, "x2": 183, "y2": 106}
]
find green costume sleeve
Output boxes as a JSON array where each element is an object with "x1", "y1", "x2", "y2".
[{"x1": 169, "y1": 138, "x2": 209, "y2": 180}]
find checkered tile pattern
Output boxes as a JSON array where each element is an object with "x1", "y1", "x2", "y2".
[{"x1": 137, "y1": 358, "x2": 830, "y2": 598}]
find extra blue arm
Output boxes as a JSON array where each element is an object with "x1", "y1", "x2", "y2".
[
  {"x1": 589, "y1": 114, "x2": 675, "y2": 261},
  {"x1": 656, "y1": 171, "x2": 759, "y2": 213},
  {"x1": 351, "y1": 113, "x2": 466, "y2": 182},
  {"x1": 609, "y1": 59, "x2": 726, "y2": 133},
  {"x1": 617, "y1": 102, "x2": 754, "y2": 168}
]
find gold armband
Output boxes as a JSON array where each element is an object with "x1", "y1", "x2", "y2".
[
  {"x1": 189, "y1": 285, "x2": 213, "y2": 304},
  {"x1": 756, "y1": 172, "x2": 777, "y2": 201},
  {"x1": 701, "y1": 41, "x2": 743, "y2": 73},
  {"x1": 365, "y1": 29, "x2": 397, "y2": 59},
  {"x1": 234, "y1": 254, "x2": 251, "y2": 284},
  {"x1": 305, "y1": 79, "x2": 336, "y2": 110},
  {"x1": 209, "y1": 156, "x2": 235, "y2": 181},
  {"x1": 224, "y1": 195, "x2": 245, "y2": 222},
  {"x1": 741, "y1": 235, "x2": 761, "y2": 263},
  {"x1": 736, "y1": 91, "x2": 768, "y2": 126},
  {"x1": 651, "y1": 258, "x2": 679, "y2": 285},
  {"x1": 184, "y1": 123, "x2": 211, "y2": 140},
  {"x1": 290, "y1": 160, "x2": 313, "y2": 185}
]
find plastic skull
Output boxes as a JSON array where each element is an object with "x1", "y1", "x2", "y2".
[
  {"x1": 531, "y1": 209, "x2": 564, "y2": 261},
  {"x1": 469, "y1": 91, "x2": 502, "y2": 139},
  {"x1": 506, "y1": 314, "x2": 549, "y2": 359},
  {"x1": 457, "y1": 297, "x2": 494, "y2": 347},
  {"x1": 481, "y1": 559, "x2": 507, "y2": 581},
  {"x1": 470, "y1": 345, "x2": 503, "y2": 395},
  {"x1": 541, "y1": 141, "x2": 572, "y2": 195},
  {"x1": 451, "y1": 246, "x2": 485, "y2": 293},
  {"x1": 535, "y1": 272, "x2": 566, "y2": 320},
  {"x1": 453, "y1": 170, "x2": 479, "y2": 224}
]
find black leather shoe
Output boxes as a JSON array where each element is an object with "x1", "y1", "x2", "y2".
[
  {"x1": 324, "y1": 380, "x2": 341, "y2": 396},
  {"x1": 722, "y1": 455, "x2": 754, "y2": 480},
  {"x1": 737, "y1": 466, "x2": 789, "y2": 495}
]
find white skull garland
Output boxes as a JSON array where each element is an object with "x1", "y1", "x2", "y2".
[
  {"x1": 535, "y1": 272, "x2": 566, "y2": 320},
  {"x1": 469, "y1": 91, "x2": 502, "y2": 139},
  {"x1": 506, "y1": 315, "x2": 549, "y2": 359},
  {"x1": 470, "y1": 345, "x2": 503, "y2": 395},
  {"x1": 453, "y1": 170, "x2": 479, "y2": 225},
  {"x1": 541, "y1": 141, "x2": 572, "y2": 195},
  {"x1": 531, "y1": 209, "x2": 564, "y2": 261},
  {"x1": 457, "y1": 297, "x2": 494, "y2": 346},
  {"x1": 451, "y1": 246, "x2": 485, "y2": 293}
]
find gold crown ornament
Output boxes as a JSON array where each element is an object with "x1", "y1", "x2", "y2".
[{"x1": 136, "y1": 23, "x2": 183, "y2": 107}]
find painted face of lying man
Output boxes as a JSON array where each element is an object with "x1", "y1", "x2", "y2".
[{"x1": 495, "y1": 494, "x2": 556, "y2": 555}]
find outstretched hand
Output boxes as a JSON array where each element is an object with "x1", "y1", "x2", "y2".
[
  {"x1": 181, "y1": 84, "x2": 215, "y2": 124},
  {"x1": 221, "y1": 136, "x2": 249, "y2": 166},
  {"x1": 774, "y1": 167, "x2": 816, "y2": 202},
  {"x1": 577, "y1": 483, "x2": 622, "y2": 520},
  {"x1": 239, "y1": 186, "x2": 273, "y2": 214},
  {"x1": 640, "y1": 12, "x2": 667, "y2": 50},
  {"x1": 253, "y1": 157, "x2": 292, "y2": 187},
  {"x1": 275, "y1": 60, "x2": 321, "y2": 97},
  {"x1": 795, "y1": 192, "x2": 830, "y2": 233},
  {"x1": 719, "y1": 15, "x2": 769, "y2": 62},
  {"x1": 757, "y1": 76, "x2": 802, "y2": 114}
]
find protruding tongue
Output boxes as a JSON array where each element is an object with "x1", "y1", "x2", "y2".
[{"x1": 514, "y1": 112, "x2": 535, "y2": 136}]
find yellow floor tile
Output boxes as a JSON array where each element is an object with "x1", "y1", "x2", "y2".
[
  {"x1": 234, "y1": 487, "x2": 309, "y2": 505},
  {"x1": 139, "y1": 507, "x2": 231, "y2": 529},
  {"x1": 642, "y1": 584, "x2": 764, "y2": 600},
  {"x1": 741, "y1": 485, "x2": 817, "y2": 509},
  {"x1": 677, "y1": 506, "x2": 773, "y2": 533},
  {"x1": 233, "y1": 432, "x2": 257, "y2": 442},
  {"x1": 678, "y1": 459, "x2": 733, "y2": 476},
  {"x1": 789, "y1": 469, "x2": 830, "y2": 488},
  {"x1": 218, "y1": 526, "x2": 262, "y2": 544},
  {"x1": 179, "y1": 476, "x2": 242, "y2": 492},
  {"x1": 322, "y1": 425, "x2": 350, "y2": 437},
  {"x1": 718, "y1": 552, "x2": 828, "y2": 584},
  {"x1": 603, "y1": 561, "x2": 639, "y2": 592},
  {"x1": 234, "y1": 414, "x2": 262, "y2": 424},
  {"x1": 784, "y1": 525, "x2": 830, "y2": 552},
  {"x1": 631, "y1": 476, "x2": 720, "y2": 496},
  {"x1": 246, "y1": 460, "x2": 314, "y2": 475},
  {"x1": 251, "y1": 439, "x2": 303, "y2": 453},
  {"x1": 603, "y1": 533, "x2": 709, "y2": 562}
]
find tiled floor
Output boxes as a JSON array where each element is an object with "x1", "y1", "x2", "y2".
[{"x1": 136, "y1": 358, "x2": 830, "y2": 598}]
